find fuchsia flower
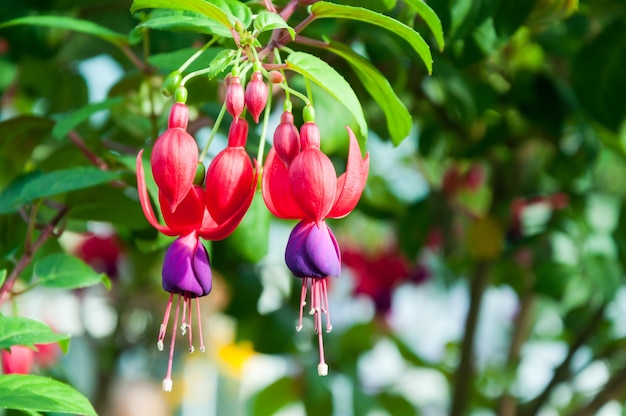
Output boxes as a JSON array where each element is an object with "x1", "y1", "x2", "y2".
[
  {"x1": 1, "y1": 346, "x2": 34, "y2": 375},
  {"x1": 225, "y1": 75, "x2": 245, "y2": 120},
  {"x1": 262, "y1": 119, "x2": 369, "y2": 375},
  {"x1": 245, "y1": 71, "x2": 268, "y2": 123},
  {"x1": 150, "y1": 103, "x2": 199, "y2": 211},
  {"x1": 136, "y1": 102, "x2": 257, "y2": 391}
]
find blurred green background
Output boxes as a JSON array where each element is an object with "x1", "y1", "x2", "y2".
[{"x1": 2, "y1": 0, "x2": 626, "y2": 415}]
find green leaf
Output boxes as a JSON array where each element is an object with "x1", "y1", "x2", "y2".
[
  {"x1": 325, "y1": 40, "x2": 412, "y2": 144},
  {"x1": 0, "y1": 270, "x2": 5, "y2": 288},
  {"x1": 0, "y1": 316, "x2": 69, "y2": 352},
  {"x1": 402, "y1": 0, "x2": 445, "y2": 51},
  {"x1": 285, "y1": 51, "x2": 367, "y2": 141},
  {"x1": 254, "y1": 11, "x2": 295, "y2": 40},
  {"x1": 0, "y1": 173, "x2": 42, "y2": 215},
  {"x1": 0, "y1": 16, "x2": 127, "y2": 47},
  {"x1": 149, "y1": 47, "x2": 231, "y2": 74},
  {"x1": 131, "y1": 0, "x2": 252, "y2": 36},
  {"x1": 137, "y1": 11, "x2": 225, "y2": 36},
  {"x1": 34, "y1": 253, "x2": 110, "y2": 290},
  {"x1": 19, "y1": 167, "x2": 121, "y2": 204},
  {"x1": 0, "y1": 116, "x2": 53, "y2": 189},
  {"x1": 51, "y1": 97, "x2": 124, "y2": 141},
  {"x1": 0, "y1": 375, "x2": 96, "y2": 416},
  {"x1": 227, "y1": 192, "x2": 270, "y2": 263},
  {"x1": 252, "y1": 377, "x2": 298, "y2": 416},
  {"x1": 310, "y1": 2, "x2": 433, "y2": 73}
]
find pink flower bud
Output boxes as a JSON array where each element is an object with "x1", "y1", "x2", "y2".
[
  {"x1": 268, "y1": 71, "x2": 283, "y2": 84},
  {"x1": 1, "y1": 346, "x2": 34, "y2": 374},
  {"x1": 300, "y1": 121, "x2": 321, "y2": 149},
  {"x1": 273, "y1": 111, "x2": 300, "y2": 165},
  {"x1": 227, "y1": 118, "x2": 249, "y2": 148},
  {"x1": 225, "y1": 76, "x2": 245, "y2": 120},
  {"x1": 245, "y1": 71, "x2": 268, "y2": 123},
  {"x1": 168, "y1": 102, "x2": 188, "y2": 129}
]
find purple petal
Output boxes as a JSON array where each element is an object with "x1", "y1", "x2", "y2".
[
  {"x1": 285, "y1": 221, "x2": 341, "y2": 278},
  {"x1": 162, "y1": 233, "x2": 212, "y2": 297}
]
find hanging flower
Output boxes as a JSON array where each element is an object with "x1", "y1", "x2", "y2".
[
  {"x1": 262, "y1": 120, "x2": 369, "y2": 375},
  {"x1": 150, "y1": 103, "x2": 199, "y2": 211},
  {"x1": 244, "y1": 71, "x2": 268, "y2": 123},
  {"x1": 158, "y1": 232, "x2": 211, "y2": 392},
  {"x1": 136, "y1": 114, "x2": 257, "y2": 390},
  {"x1": 1, "y1": 345, "x2": 34, "y2": 375}
]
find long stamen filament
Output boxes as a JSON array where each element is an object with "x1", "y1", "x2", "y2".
[
  {"x1": 196, "y1": 297, "x2": 206, "y2": 352},
  {"x1": 186, "y1": 295, "x2": 194, "y2": 353},
  {"x1": 296, "y1": 278, "x2": 307, "y2": 331},
  {"x1": 157, "y1": 293, "x2": 175, "y2": 351},
  {"x1": 163, "y1": 294, "x2": 182, "y2": 392}
]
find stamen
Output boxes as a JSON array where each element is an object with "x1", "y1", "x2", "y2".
[
  {"x1": 180, "y1": 294, "x2": 188, "y2": 336},
  {"x1": 296, "y1": 278, "x2": 308, "y2": 331},
  {"x1": 186, "y1": 295, "x2": 194, "y2": 353},
  {"x1": 322, "y1": 279, "x2": 332, "y2": 333},
  {"x1": 157, "y1": 293, "x2": 175, "y2": 351},
  {"x1": 163, "y1": 294, "x2": 181, "y2": 392},
  {"x1": 309, "y1": 277, "x2": 315, "y2": 315},
  {"x1": 195, "y1": 297, "x2": 206, "y2": 352},
  {"x1": 313, "y1": 279, "x2": 328, "y2": 376}
]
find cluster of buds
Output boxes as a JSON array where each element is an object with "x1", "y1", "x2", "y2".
[
  {"x1": 138, "y1": 60, "x2": 368, "y2": 388},
  {"x1": 262, "y1": 106, "x2": 369, "y2": 375},
  {"x1": 136, "y1": 98, "x2": 257, "y2": 392}
]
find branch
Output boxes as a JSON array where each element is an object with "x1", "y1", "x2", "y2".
[
  {"x1": 449, "y1": 261, "x2": 491, "y2": 416},
  {"x1": 519, "y1": 303, "x2": 607, "y2": 416},
  {"x1": 68, "y1": 130, "x2": 108, "y2": 170},
  {"x1": 498, "y1": 292, "x2": 535, "y2": 416},
  {"x1": 0, "y1": 204, "x2": 68, "y2": 305},
  {"x1": 567, "y1": 366, "x2": 626, "y2": 416}
]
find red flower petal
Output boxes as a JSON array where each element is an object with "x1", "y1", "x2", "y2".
[
  {"x1": 289, "y1": 148, "x2": 337, "y2": 223},
  {"x1": 150, "y1": 127, "x2": 198, "y2": 211},
  {"x1": 136, "y1": 150, "x2": 177, "y2": 236},
  {"x1": 262, "y1": 147, "x2": 305, "y2": 219},
  {"x1": 198, "y1": 174, "x2": 258, "y2": 240},
  {"x1": 329, "y1": 127, "x2": 369, "y2": 219},
  {"x1": 205, "y1": 147, "x2": 255, "y2": 224},
  {"x1": 160, "y1": 185, "x2": 205, "y2": 234}
]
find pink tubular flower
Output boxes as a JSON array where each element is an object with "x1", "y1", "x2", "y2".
[
  {"x1": 150, "y1": 103, "x2": 199, "y2": 211},
  {"x1": 244, "y1": 71, "x2": 268, "y2": 123},
  {"x1": 225, "y1": 76, "x2": 245, "y2": 120},
  {"x1": 1, "y1": 345, "x2": 34, "y2": 374},
  {"x1": 204, "y1": 118, "x2": 256, "y2": 224},
  {"x1": 136, "y1": 117, "x2": 257, "y2": 390},
  {"x1": 262, "y1": 123, "x2": 369, "y2": 375}
]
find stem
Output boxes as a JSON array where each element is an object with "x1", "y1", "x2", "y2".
[
  {"x1": 278, "y1": 84, "x2": 310, "y2": 106},
  {"x1": 567, "y1": 367, "x2": 626, "y2": 416},
  {"x1": 498, "y1": 292, "x2": 535, "y2": 416},
  {"x1": 256, "y1": 81, "x2": 273, "y2": 166},
  {"x1": 305, "y1": 77, "x2": 313, "y2": 107},
  {"x1": 0, "y1": 204, "x2": 68, "y2": 305},
  {"x1": 263, "y1": 0, "x2": 277, "y2": 13},
  {"x1": 199, "y1": 104, "x2": 227, "y2": 162},
  {"x1": 519, "y1": 303, "x2": 607, "y2": 416},
  {"x1": 449, "y1": 261, "x2": 491, "y2": 416},
  {"x1": 181, "y1": 67, "x2": 216, "y2": 85},
  {"x1": 179, "y1": 38, "x2": 217, "y2": 73},
  {"x1": 68, "y1": 130, "x2": 108, "y2": 170},
  {"x1": 120, "y1": 44, "x2": 150, "y2": 74},
  {"x1": 279, "y1": 0, "x2": 299, "y2": 21},
  {"x1": 294, "y1": 35, "x2": 330, "y2": 49}
]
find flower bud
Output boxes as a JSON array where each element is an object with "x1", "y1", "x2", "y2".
[
  {"x1": 245, "y1": 71, "x2": 268, "y2": 123},
  {"x1": 273, "y1": 111, "x2": 300, "y2": 165},
  {"x1": 268, "y1": 71, "x2": 283, "y2": 84},
  {"x1": 300, "y1": 121, "x2": 320, "y2": 149},
  {"x1": 168, "y1": 102, "x2": 189, "y2": 129},
  {"x1": 1, "y1": 346, "x2": 34, "y2": 375},
  {"x1": 227, "y1": 118, "x2": 249, "y2": 148},
  {"x1": 162, "y1": 71, "x2": 182, "y2": 97},
  {"x1": 225, "y1": 76, "x2": 245, "y2": 120}
]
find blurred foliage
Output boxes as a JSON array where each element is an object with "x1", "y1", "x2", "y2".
[{"x1": 1, "y1": 0, "x2": 626, "y2": 415}]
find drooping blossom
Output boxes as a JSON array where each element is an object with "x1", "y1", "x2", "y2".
[
  {"x1": 262, "y1": 119, "x2": 369, "y2": 375},
  {"x1": 244, "y1": 71, "x2": 268, "y2": 123},
  {"x1": 225, "y1": 75, "x2": 245, "y2": 120},
  {"x1": 150, "y1": 103, "x2": 199, "y2": 211},
  {"x1": 136, "y1": 111, "x2": 257, "y2": 391}
]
